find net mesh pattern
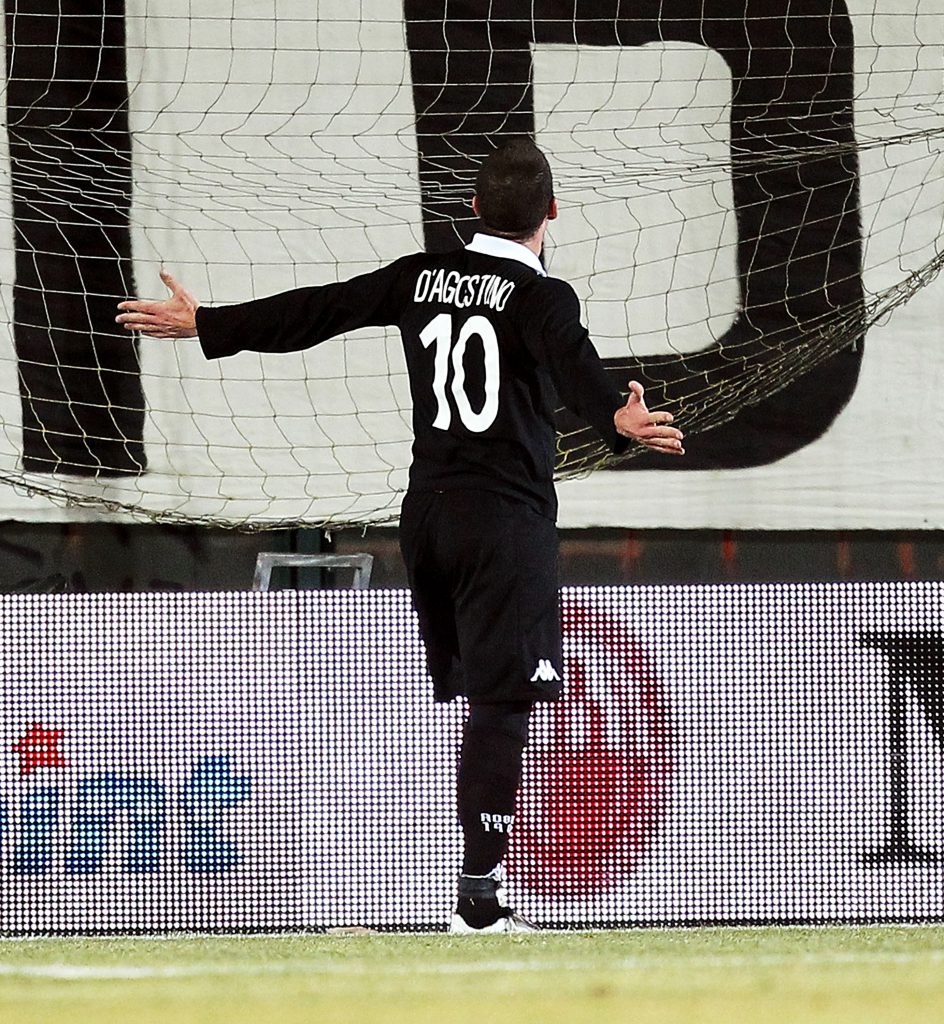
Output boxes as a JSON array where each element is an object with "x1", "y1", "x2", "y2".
[{"x1": 0, "y1": 1, "x2": 940, "y2": 527}]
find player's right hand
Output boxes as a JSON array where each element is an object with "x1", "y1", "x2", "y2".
[
  {"x1": 614, "y1": 380, "x2": 685, "y2": 455},
  {"x1": 115, "y1": 270, "x2": 200, "y2": 338}
]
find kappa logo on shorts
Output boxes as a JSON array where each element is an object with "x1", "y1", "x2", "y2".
[{"x1": 530, "y1": 659, "x2": 561, "y2": 683}]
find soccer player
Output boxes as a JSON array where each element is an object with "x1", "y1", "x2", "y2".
[{"x1": 117, "y1": 140, "x2": 685, "y2": 932}]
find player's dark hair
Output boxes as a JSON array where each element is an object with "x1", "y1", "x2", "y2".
[{"x1": 474, "y1": 139, "x2": 554, "y2": 240}]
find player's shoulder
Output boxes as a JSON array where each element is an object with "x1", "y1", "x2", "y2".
[
  {"x1": 517, "y1": 271, "x2": 579, "y2": 314},
  {"x1": 532, "y1": 272, "x2": 576, "y2": 297},
  {"x1": 384, "y1": 251, "x2": 432, "y2": 274},
  {"x1": 385, "y1": 248, "x2": 475, "y2": 281},
  {"x1": 366, "y1": 250, "x2": 442, "y2": 297}
]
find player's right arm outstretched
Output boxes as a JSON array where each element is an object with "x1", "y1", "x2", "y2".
[{"x1": 524, "y1": 279, "x2": 684, "y2": 458}]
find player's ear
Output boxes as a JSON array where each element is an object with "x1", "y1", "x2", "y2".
[
  {"x1": 547, "y1": 197, "x2": 558, "y2": 221},
  {"x1": 472, "y1": 194, "x2": 481, "y2": 217}
]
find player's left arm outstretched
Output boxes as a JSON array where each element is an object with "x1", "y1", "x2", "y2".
[
  {"x1": 118, "y1": 260, "x2": 408, "y2": 358},
  {"x1": 614, "y1": 380, "x2": 684, "y2": 456}
]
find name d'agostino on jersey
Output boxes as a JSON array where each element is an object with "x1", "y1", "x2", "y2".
[{"x1": 413, "y1": 267, "x2": 515, "y2": 311}]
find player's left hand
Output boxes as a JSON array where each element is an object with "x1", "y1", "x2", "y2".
[
  {"x1": 115, "y1": 269, "x2": 200, "y2": 338},
  {"x1": 614, "y1": 380, "x2": 685, "y2": 455}
]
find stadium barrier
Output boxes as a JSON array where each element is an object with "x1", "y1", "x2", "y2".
[{"x1": 2, "y1": 584, "x2": 942, "y2": 933}]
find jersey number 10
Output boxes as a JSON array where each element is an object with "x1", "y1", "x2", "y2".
[{"x1": 419, "y1": 312, "x2": 500, "y2": 433}]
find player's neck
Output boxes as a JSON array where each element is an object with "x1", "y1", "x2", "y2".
[
  {"x1": 519, "y1": 222, "x2": 547, "y2": 259},
  {"x1": 476, "y1": 220, "x2": 547, "y2": 260}
]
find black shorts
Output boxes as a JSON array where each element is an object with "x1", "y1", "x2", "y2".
[{"x1": 399, "y1": 489, "x2": 563, "y2": 705}]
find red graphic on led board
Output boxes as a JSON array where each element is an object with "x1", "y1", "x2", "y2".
[
  {"x1": 12, "y1": 722, "x2": 68, "y2": 776},
  {"x1": 510, "y1": 603, "x2": 673, "y2": 895}
]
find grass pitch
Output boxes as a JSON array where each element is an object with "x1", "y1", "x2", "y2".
[{"x1": 2, "y1": 925, "x2": 943, "y2": 1024}]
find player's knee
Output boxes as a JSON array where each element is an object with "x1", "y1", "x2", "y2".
[{"x1": 466, "y1": 700, "x2": 533, "y2": 744}]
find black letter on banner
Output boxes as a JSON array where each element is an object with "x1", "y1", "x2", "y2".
[
  {"x1": 859, "y1": 632, "x2": 944, "y2": 865},
  {"x1": 404, "y1": 0, "x2": 864, "y2": 469},
  {"x1": 5, "y1": 0, "x2": 146, "y2": 475}
]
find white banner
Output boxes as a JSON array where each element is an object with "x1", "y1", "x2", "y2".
[
  {"x1": 0, "y1": 1, "x2": 938, "y2": 528},
  {"x1": 557, "y1": 279, "x2": 944, "y2": 529}
]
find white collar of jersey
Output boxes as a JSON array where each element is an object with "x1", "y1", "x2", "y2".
[{"x1": 465, "y1": 233, "x2": 547, "y2": 277}]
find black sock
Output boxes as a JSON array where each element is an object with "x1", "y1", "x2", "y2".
[
  {"x1": 455, "y1": 872, "x2": 509, "y2": 929},
  {"x1": 456, "y1": 700, "x2": 532, "y2": 879}
]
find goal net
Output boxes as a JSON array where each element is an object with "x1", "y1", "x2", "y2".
[{"x1": 0, "y1": 0, "x2": 940, "y2": 528}]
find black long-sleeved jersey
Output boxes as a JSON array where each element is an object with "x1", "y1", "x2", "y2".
[{"x1": 195, "y1": 234, "x2": 628, "y2": 519}]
